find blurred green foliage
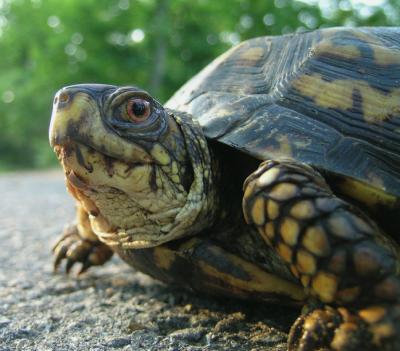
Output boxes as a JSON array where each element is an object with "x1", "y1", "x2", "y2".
[{"x1": 0, "y1": 0, "x2": 399, "y2": 169}]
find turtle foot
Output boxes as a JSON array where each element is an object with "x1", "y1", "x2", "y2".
[
  {"x1": 288, "y1": 304, "x2": 400, "y2": 351},
  {"x1": 52, "y1": 224, "x2": 113, "y2": 274}
]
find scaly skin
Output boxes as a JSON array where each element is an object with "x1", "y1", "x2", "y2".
[{"x1": 243, "y1": 159, "x2": 400, "y2": 350}]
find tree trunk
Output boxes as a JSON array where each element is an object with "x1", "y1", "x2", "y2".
[{"x1": 150, "y1": 0, "x2": 169, "y2": 97}]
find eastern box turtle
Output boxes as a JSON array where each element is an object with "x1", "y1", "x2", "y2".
[{"x1": 49, "y1": 27, "x2": 400, "y2": 350}]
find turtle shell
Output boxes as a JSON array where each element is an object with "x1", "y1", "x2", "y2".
[{"x1": 166, "y1": 27, "x2": 400, "y2": 198}]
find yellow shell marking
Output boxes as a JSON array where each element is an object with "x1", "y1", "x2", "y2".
[
  {"x1": 312, "y1": 37, "x2": 361, "y2": 60},
  {"x1": 197, "y1": 247, "x2": 305, "y2": 302},
  {"x1": 240, "y1": 46, "x2": 265, "y2": 61},
  {"x1": 371, "y1": 44, "x2": 400, "y2": 66},
  {"x1": 276, "y1": 135, "x2": 293, "y2": 157},
  {"x1": 292, "y1": 73, "x2": 400, "y2": 123},
  {"x1": 153, "y1": 246, "x2": 177, "y2": 270},
  {"x1": 312, "y1": 271, "x2": 338, "y2": 303}
]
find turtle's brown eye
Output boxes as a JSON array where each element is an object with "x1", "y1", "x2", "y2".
[{"x1": 125, "y1": 98, "x2": 151, "y2": 122}]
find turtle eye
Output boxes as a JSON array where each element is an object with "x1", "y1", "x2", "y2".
[{"x1": 124, "y1": 98, "x2": 151, "y2": 122}]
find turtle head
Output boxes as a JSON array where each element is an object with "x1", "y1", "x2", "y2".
[{"x1": 49, "y1": 84, "x2": 217, "y2": 248}]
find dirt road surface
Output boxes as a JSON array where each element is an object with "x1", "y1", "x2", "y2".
[{"x1": 0, "y1": 170, "x2": 298, "y2": 351}]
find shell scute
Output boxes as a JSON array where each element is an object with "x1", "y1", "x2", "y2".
[{"x1": 166, "y1": 27, "x2": 400, "y2": 197}]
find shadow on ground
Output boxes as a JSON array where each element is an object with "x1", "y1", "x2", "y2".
[{"x1": 0, "y1": 171, "x2": 298, "y2": 351}]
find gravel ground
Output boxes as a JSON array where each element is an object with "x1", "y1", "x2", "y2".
[{"x1": 0, "y1": 170, "x2": 298, "y2": 351}]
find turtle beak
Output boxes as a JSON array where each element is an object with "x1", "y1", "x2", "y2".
[
  {"x1": 49, "y1": 88, "x2": 77, "y2": 148},
  {"x1": 49, "y1": 84, "x2": 114, "y2": 148}
]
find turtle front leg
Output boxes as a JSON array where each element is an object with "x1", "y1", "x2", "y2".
[
  {"x1": 53, "y1": 203, "x2": 113, "y2": 274},
  {"x1": 242, "y1": 159, "x2": 400, "y2": 350},
  {"x1": 288, "y1": 304, "x2": 400, "y2": 351}
]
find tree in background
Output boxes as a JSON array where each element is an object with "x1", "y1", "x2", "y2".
[{"x1": 0, "y1": 0, "x2": 398, "y2": 169}]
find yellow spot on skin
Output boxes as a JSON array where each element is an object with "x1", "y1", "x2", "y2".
[
  {"x1": 290, "y1": 200, "x2": 315, "y2": 219},
  {"x1": 297, "y1": 249, "x2": 316, "y2": 275},
  {"x1": 270, "y1": 183, "x2": 298, "y2": 201},
  {"x1": 277, "y1": 243, "x2": 293, "y2": 263},
  {"x1": 153, "y1": 246, "x2": 176, "y2": 270},
  {"x1": 280, "y1": 218, "x2": 300, "y2": 246},
  {"x1": 290, "y1": 265, "x2": 300, "y2": 278},
  {"x1": 258, "y1": 227, "x2": 271, "y2": 246},
  {"x1": 331, "y1": 322, "x2": 359, "y2": 350},
  {"x1": 359, "y1": 306, "x2": 386, "y2": 324},
  {"x1": 370, "y1": 323, "x2": 396, "y2": 345},
  {"x1": 240, "y1": 46, "x2": 264, "y2": 61},
  {"x1": 243, "y1": 178, "x2": 256, "y2": 209},
  {"x1": 257, "y1": 167, "x2": 280, "y2": 188},
  {"x1": 303, "y1": 226, "x2": 330, "y2": 257},
  {"x1": 251, "y1": 197, "x2": 265, "y2": 226},
  {"x1": 300, "y1": 275, "x2": 310, "y2": 287},
  {"x1": 292, "y1": 73, "x2": 400, "y2": 123},
  {"x1": 264, "y1": 222, "x2": 275, "y2": 240},
  {"x1": 151, "y1": 143, "x2": 171, "y2": 165},
  {"x1": 312, "y1": 271, "x2": 338, "y2": 303},
  {"x1": 171, "y1": 161, "x2": 178, "y2": 175},
  {"x1": 328, "y1": 250, "x2": 347, "y2": 273},
  {"x1": 267, "y1": 200, "x2": 280, "y2": 220},
  {"x1": 170, "y1": 174, "x2": 180, "y2": 184},
  {"x1": 336, "y1": 287, "x2": 360, "y2": 303}
]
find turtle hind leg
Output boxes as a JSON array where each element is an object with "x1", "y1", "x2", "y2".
[
  {"x1": 53, "y1": 203, "x2": 113, "y2": 274},
  {"x1": 242, "y1": 159, "x2": 400, "y2": 350}
]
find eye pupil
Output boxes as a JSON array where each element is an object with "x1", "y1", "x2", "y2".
[{"x1": 132, "y1": 101, "x2": 146, "y2": 116}]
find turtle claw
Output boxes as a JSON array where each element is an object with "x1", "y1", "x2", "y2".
[
  {"x1": 52, "y1": 224, "x2": 113, "y2": 274},
  {"x1": 288, "y1": 305, "x2": 400, "y2": 351},
  {"x1": 65, "y1": 257, "x2": 75, "y2": 274}
]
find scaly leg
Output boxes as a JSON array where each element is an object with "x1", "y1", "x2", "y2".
[
  {"x1": 53, "y1": 203, "x2": 113, "y2": 274},
  {"x1": 243, "y1": 159, "x2": 400, "y2": 350}
]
